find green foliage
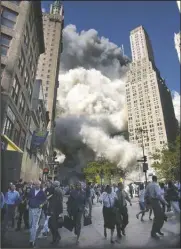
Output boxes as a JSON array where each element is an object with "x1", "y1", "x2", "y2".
[
  {"x1": 83, "y1": 158, "x2": 127, "y2": 183},
  {"x1": 152, "y1": 135, "x2": 180, "y2": 181}
]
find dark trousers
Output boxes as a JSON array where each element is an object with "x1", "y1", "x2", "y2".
[
  {"x1": 116, "y1": 205, "x2": 128, "y2": 236},
  {"x1": 49, "y1": 214, "x2": 60, "y2": 242},
  {"x1": 73, "y1": 210, "x2": 83, "y2": 237},
  {"x1": 4, "y1": 205, "x2": 16, "y2": 229},
  {"x1": 150, "y1": 199, "x2": 164, "y2": 234},
  {"x1": 17, "y1": 207, "x2": 29, "y2": 229}
]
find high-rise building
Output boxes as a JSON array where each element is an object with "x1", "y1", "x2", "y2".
[
  {"x1": 174, "y1": 2, "x2": 181, "y2": 63},
  {"x1": 126, "y1": 26, "x2": 178, "y2": 173},
  {"x1": 174, "y1": 32, "x2": 181, "y2": 63},
  {"x1": 177, "y1": 1, "x2": 180, "y2": 12},
  {"x1": 36, "y1": 0, "x2": 64, "y2": 163},
  {"x1": 1, "y1": 1, "x2": 45, "y2": 188}
]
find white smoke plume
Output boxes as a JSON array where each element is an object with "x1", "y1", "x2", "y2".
[
  {"x1": 55, "y1": 25, "x2": 141, "y2": 174},
  {"x1": 172, "y1": 91, "x2": 180, "y2": 124}
]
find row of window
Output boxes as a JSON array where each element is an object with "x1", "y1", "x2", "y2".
[
  {"x1": 11, "y1": 76, "x2": 30, "y2": 126},
  {"x1": 1, "y1": 33, "x2": 12, "y2": 56},
  {"x1": 3, "y1": 107, "x2": 26, "y2": 150},
  {"x1": 1, "y1": 6, "x2": 18, "y2": 29}
]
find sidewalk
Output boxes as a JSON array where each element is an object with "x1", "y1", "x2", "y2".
[{"x1": 2, "y1": 197, "x2": 180, "y2": 248}]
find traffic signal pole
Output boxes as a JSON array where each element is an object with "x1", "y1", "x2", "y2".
[{"x1": 139, "y1": 128, "x2": 148, "y2": 184}]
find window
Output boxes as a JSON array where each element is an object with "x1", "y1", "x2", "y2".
[
  {"x1": 1, "y1": 7, "x2": 18, "y2": 29},
  {"x1": 3, "y1": 116, "x2": 14, "y2": 139},
  {"x1": 18, "y1": 50, "x2": 25, "y2": 75},
  {"x1": 1, "y1": 33, "x2": 12, "y2": 56},
  {"x1": 24, "y1": 25, "x2": 29, "y2": 47},
  {"x1": 13, "y1": 121, "x2": 21, "y2": 145},
  {"x1": 24, "y1": 69, "x2": 29, "y2": 88},
  {"x1": 19, "y1": 130, "x2": 26, "y2": 150},
  {"x1": 1, "y1": 64, "x2": 5, "y2": 79},
  {"x1": 11, "y1": 76, "x2": 20, "y2": 105},
  {"x1": 19, "y1": 93, "x2": 25, "y2": 115},
  {"x1": 28, "y1": 84, "x2": 33, "y2": 100},
  {"x1": 25, "y1": 110, "x2": 30, "y2": 126}
]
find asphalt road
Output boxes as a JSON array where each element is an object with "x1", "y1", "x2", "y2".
[{"x1": 2, "y1": 197, "x2": 180, "y2": 248}]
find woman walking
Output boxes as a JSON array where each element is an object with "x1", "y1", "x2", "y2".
[
  {"x1": 99, "y1": 185, "x2": 117, "y2": 244},
  {"x1": 67, "y1": 182, "x2": 86, "y2": 245},
  {"x1": 136, "y1": 183, "x2": 146, "y2": 221},
  {"x1": 136, "y1": 183, "x2": 152, "y2": 221}
]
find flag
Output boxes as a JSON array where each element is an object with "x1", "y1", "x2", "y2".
[{"x1": 31, "y1": 130, "x2": 49, "y2": 147}]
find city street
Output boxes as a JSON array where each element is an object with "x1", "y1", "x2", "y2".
[{"x1": 2, "y1": 197, "x2": 180, "y2": 248}]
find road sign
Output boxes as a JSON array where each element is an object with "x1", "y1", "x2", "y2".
[{"x1": 137, "y1": 160, "x2": 144, "y2": 162}]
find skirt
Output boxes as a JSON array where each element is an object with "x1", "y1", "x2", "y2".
[{"x1": 103, "y1": 206, "x2": 116, "y2": 230}]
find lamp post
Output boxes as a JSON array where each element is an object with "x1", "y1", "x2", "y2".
[{"x1": 135, "y1": 128, "x2": 149, "y2": 184}]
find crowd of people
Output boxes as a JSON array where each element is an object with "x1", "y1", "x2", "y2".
[{"x1": 1, "y1": 177, "x2": 180, "y2": 247}]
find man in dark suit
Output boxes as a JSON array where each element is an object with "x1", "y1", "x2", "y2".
[{"x1": 48, "y1": 181, "x2": 63, "y2": 245}]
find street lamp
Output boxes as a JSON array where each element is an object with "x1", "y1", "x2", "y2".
[{"x1": 135, "y1": 128, "x2": 149, "y2": 184}]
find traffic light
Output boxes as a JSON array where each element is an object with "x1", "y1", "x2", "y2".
[{"x1": 143, "y1": 156, "x2": 147, "y2": 162}]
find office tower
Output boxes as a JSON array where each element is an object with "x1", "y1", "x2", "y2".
[
  {"x1": 177, "y1": 1, "x2": 180, "y2": 12},
  {"x1": 1, "y1": 1, "x2": 45, "y2": 187},
  {"x1": 174, "y1": 32, "x2": 181, "y2": 63},
  {"x1": 36, "y1": 0, "x2": 64, "y2": 162},
  {"x1": 126, "y1": 26, "x2": 178, "y2": 170},
  {"x1": 174, "y1": 2, "x2": 180, "y2": 63}
]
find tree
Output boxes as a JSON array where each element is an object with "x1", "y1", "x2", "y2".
[
  {"x1": 83, "y1": 158, "x2": 127, "y2": 183},
  {"x1": 151, "y1": 135, "x2": 180, "y2": 181}
]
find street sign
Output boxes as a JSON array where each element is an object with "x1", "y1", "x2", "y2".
[
  {"x1": 43, "y1": 168, "x2": 49, "y2": 174},
  {"x1": 137, "y1": 160, "x2": 144, "y2": 162}
]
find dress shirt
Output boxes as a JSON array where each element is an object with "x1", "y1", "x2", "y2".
[
  {"x1": 112, "y1": 187, "x2": 118, "y2": 193},
  {"x1": 35, "y1": 189, "x2": 40, "y2": 196},
  {"x1": 145, "y1": 182, "x2": 167, "y2": 204},
  {"x1": 5, "y1": 190, "x2": 20, "y2": 205},
  {"x1": 100, "y1": 192, "x2": 117, "y2": 208}
]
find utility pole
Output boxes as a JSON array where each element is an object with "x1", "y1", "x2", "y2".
[{"x1": 136, "y1": 128, "x2": 149, "y2": 184}]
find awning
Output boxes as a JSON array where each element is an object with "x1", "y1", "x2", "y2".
[{"x1": 1, "y1": 135, "x2": 23, "y2": 153}]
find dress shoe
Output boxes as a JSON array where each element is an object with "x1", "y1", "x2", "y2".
[
  {"x1": 122, "y1": 229, "x2": 126, "y2": 236},
  {"x1": 29, "y1": 242, "x2": 35, "y2": 248},
  {"x1": 157, "y1": 231, "x2": 164, "y2": 236},
  {"x1": 151, "y1": 233, "x2": 160, "y2": 239},
  {"x1": 104, "y1": 230, "x2": 107, "y2": 238}
]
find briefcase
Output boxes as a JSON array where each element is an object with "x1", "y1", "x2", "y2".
[
  {"x1": 63, "y1": 215, "x2": 74, "y2": 231},
  {"x1": 57, "y1": 216, "x2": 64, "y2": 228},
  {"x1": 84, "y1": 216, "x2": 92, "y2": 226}
]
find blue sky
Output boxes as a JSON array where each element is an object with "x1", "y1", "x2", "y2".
[{"x1": 42, "y1": 1, "x2": 180, "y2": 93}]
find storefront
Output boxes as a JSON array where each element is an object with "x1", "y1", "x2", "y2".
[{"x1": 1, "y1": 135, "x2": 23, "y2": 192}]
